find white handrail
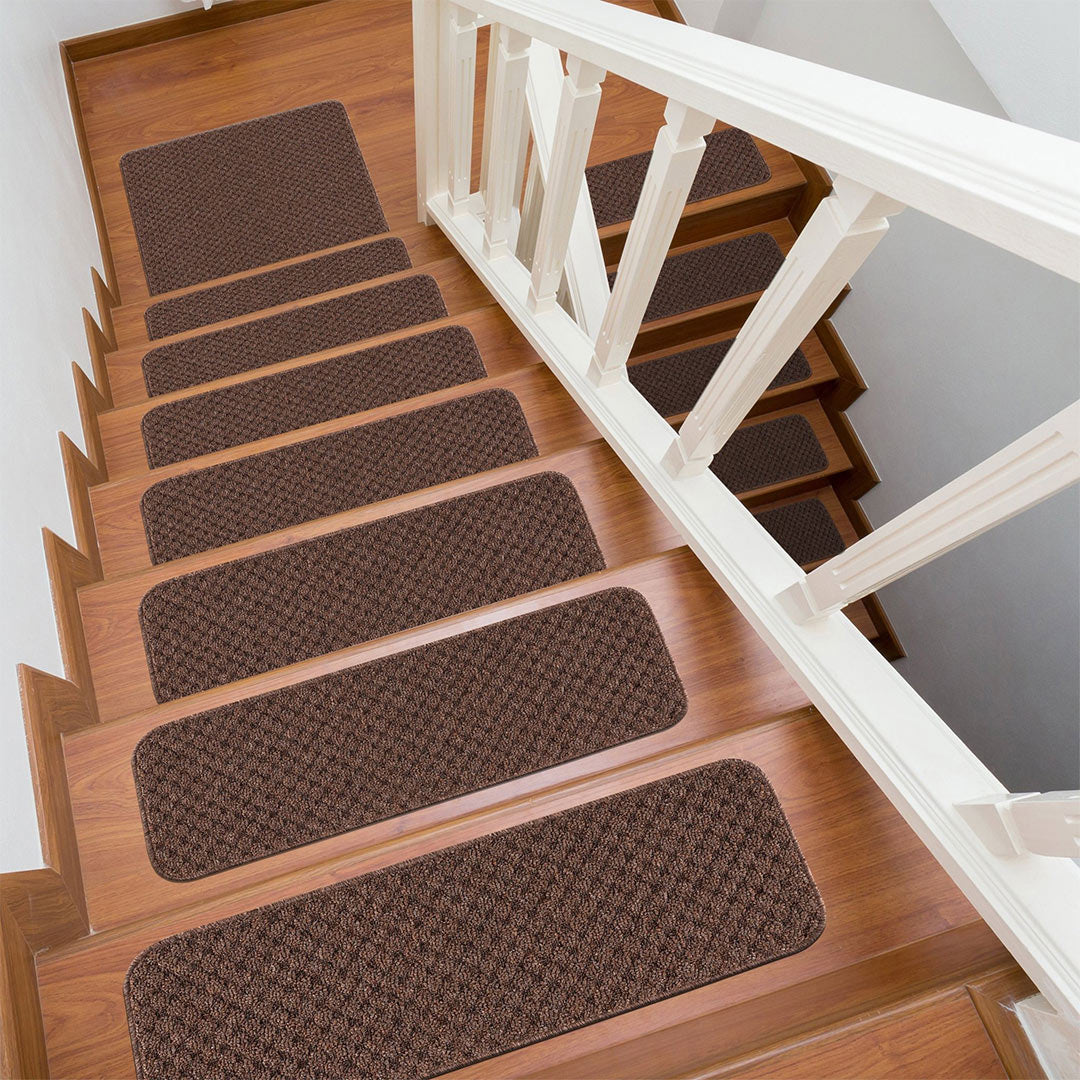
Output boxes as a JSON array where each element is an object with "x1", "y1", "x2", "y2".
[{"x1": 470, "y1": 0, "x2": 1080, "y2": 280}]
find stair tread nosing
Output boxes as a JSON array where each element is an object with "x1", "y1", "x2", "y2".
[
  {"x1": 132, "y1": 587, "x2": 686, "y2": 881},
  {"x1": 121, "y1": 100, "x2": 389, "y2": 295},
  {"x1": 630, "y1": 338, "x2": 812, "y2": 419},
  {"x1": 124, "y1": 760, "x2": 825, "y2": 1080},
  {"x1": 139, "y1": 324, "x2": 488, "y2": 468},
  {"x1": 138, "y1": 472, "x2": 606, "y2": 702},
  {"x1": 587, "y1": 127, "x2": 772, "y2": 230},
  {"x1": 141, "y1": 274, "x2": 448, "y2": 396},
  {"x1": 140, "y1": 389, "x2": 539, "y2": 564},
  {"x1": 608, "y1": 231, "x2": 785, "y2": 324},
  {"x1": 144, "y1": 237, "x2": 412, "y2": 339}
]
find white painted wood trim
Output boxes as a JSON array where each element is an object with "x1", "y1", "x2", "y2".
[
  {"x1": 482, "y1": 26, "x2": 532, "y2": 259},
  {"x1": 957, "y1": 792, "x2": 1080, "y2": 859},
  {"x1": 664, "y1": 177, "x2": 903, "y2": 475},
  {"x1": 782, "y1": 402, "x2": 1080, "y2": 617},
  {"x1": 527, "y1": 54, "x2": 606, "y2": 312},
  {"x1": 424, "y1": 189, "x2": 1080, "y2": 1022},
  {"x1": 444, "y1": 4, "x2": 479, "y2": 215},
  {"x1": 468, "y1": 0, "x2": 1080, "y2": 280},
  {"x1": 588, "y1": 99, "x2": 713, "y2": 386},
  {"x1": 412, "y1": 0, "x2": 441, "y2": 224}
]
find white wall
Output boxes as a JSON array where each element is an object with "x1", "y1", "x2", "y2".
[
  {"x1": 689, "y1": 0, "x2": 1080, "y2": 790},
  {"x1": 0, "y1": 0, "x2": 188, "y2": 871}
]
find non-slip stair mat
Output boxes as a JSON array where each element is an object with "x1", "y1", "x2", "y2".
[
  {"x1": 141, "y1": 390, "x2": 539, "y2": 564},
  {"x1": 610, "y1": 232, "x2": 785, "y2": 323},
  {"x1": 133, "y1": 588, "x2": 686, "y2": 881},
  {"x1": 144, "y1": 238, "x2": 412, "y2": 339},
  {"x1": 125, "y1": 760, "x2": 825, "y2": 1080},
  {"x1": 712, "y1": 414, "x2": 828, "y2": 494},
  {"x1": 142, "y1": 274, "x2": 447, "y2": 396},
  {"x1": 121, "y1": 101, "x2": 389, "y2": 294},
  {"x1": 629, "y1": 338, "x2": 811, "y2": 418},
  {"x1": 587, "y1": 128, "x2": 771, "y2": 229},
  {"x1": 755, "y1": 499, "x2": 846, "y2": 566},
  {"x1": 138, "y1": 472, "x2": 605, "y2": 702},
  {"x1": 140, "y1": 325, "x2": 487, "y2": 468}
]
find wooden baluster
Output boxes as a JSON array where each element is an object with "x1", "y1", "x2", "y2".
[
  {"x1": 588, "y1": 101, "x2": 713, "y2": 385},
  {"x1": 442, "y1": 4, "x2": 478, "y2": 216},
  {"x1": 516, "y1": 154, "x2": 543, "y2": 268},
  {"x1": 482, "y1": 25, "x2": 531, "y2": 259},
  {"x1": 412, "y1": 0, "x2": 441, "y2": 223},
  {"x1": 527, "y1": 55, "x2": 605, "y2": 313},
  {"x1": 478, "y1": 23, "x2": 498, "y2": 208},
  {"x1": 662, "y1": 177, "x2": 904, "y2": 477},
  {"x1": 781, "y1": 401, "x2": 1080, "y2": 619}
]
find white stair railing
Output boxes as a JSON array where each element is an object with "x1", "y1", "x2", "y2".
[{"x1": 411, "y1": 0, "x2": 1080, "y2": 1022}]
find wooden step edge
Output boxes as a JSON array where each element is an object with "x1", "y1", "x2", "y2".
[
  {"x1": 60, "y1": 700, "x2": 822, "y2": 944},
  {"x1": 104, "y1": 254, "x2": 491, "y2": 365},
  {"x1": 109, "y1": 228, "x2": 460, "y2": 350},
  {"x1": 495, "y1": 921, "x2": 1013, "y2": 1080},
  {"x1": 966, "y1": 966, "x2": 1047, "y2": 1080}
]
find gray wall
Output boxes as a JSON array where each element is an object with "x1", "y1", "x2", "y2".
[{"x1": 689, "y1": 0, "x2": 1080, "y2": 789}]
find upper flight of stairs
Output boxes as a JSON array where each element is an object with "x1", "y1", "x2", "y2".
[{"x1": 1, "y1": 2, "x2": 1042, "y2": 1078}]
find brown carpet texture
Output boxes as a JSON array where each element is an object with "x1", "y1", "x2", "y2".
[
  {"x1": 132, "y1": 588, "x2": 687, "y2": 881},
  {"x1": 144, "y1": 238, "x2": 412, "y2": 339},
  {"x1": 124, "y1": 760, "x2": 825, "y2": 1080},
  {"x1": 121, "y1": 101, "x2": 389, "y2": 294},
  {"x1": 140, "y1": 325, "x2": 487, "y2": 468},
  {"x1": 141, "y1": 274, "x2": 447, "y2": 396},
  {"x1": 629, "y1": 338, "x2": 811, "y2": 418},
  {"x1": 755, "y1": 498, "x2": 846, "y2": 566},
  {"x1": 711, "y1": 414, "x2": 828, "y2": 493},
  {"x1": 140, "y1": 390, "x2": 539, "y2": 564},
  {"x1": 138, "y1": 472, "x2": 605, "y2": 702},
  {"x1": 587, "y1": 128, "x2": 771, "y2": 229},
  {"x1": 608, "y1": 231, "x2": 785, "y2": 323}
]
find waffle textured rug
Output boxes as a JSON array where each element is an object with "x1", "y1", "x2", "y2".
[
  {"x1": 121, "y1": 101, "x2": 389, "y2": 294},
  {"x1": 132, "y1": 588, "x2": 687, "y2": 880},
  {"x1": 124, "y1": 760, "x2": 825, "y2": 1079},
  {"x1": 138, "y1": 472, "x2": 605, "y2": 701}
]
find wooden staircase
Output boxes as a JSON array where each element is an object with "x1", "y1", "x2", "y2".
[{"x1": 1, "y1": 2, "x2": 1047, "y2": 1077}]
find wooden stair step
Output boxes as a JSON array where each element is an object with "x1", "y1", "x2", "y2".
[
  {"x1": 63, "y1": 549, "x2": 805, "y2": 930},
  {"x1": 108, "y1": 223, "x2": 461, "y2": 352},
  {"x1": 102, "y1": 256, "x2": 495, "y2": 408},
  {"x1": 43, "y1": 696, "x2": 985, "y2": 1079},
  {"x1": 94, "y1": 306, "x2": 541, "y2": 481}
]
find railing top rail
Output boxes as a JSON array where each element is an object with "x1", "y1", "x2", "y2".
[{"x1": 468, "y1": 0, "x2": 1080, "y2": 281}]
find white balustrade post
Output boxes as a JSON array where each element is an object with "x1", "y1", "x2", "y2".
[
  {"x1": 527, "y1": 55, "x2": 606, "y2": 314},
  {"x1": 482, "y1": 25, "x2": 531, "y2": 259},
  {"x1": 478, "y1": 23, "x2": 498, "y2": 207},
  {"x1": 662, "y1": 177, "x2": 904, "y2": 477},
  {"x1": 588, "y1": 101, "x2": 714, "y2": 386},
  {"x1": 442, "y1": 4, "x2": 478, "y2": 216},
  {"x1": 781, "y1": 401, "x2": 1080, "y2": 619},
  {"x1": 957, "y1": 792, "x2": 1080, "y2": 858},
  {"x1": 412, "y1": 0, "x2": 441, "y2": 224},
  {"x1": 516, "y1": 154, "x2": 544, "y2": 268}
]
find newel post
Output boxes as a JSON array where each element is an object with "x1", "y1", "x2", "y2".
[
  {"x1": 441, "y1": 3, "x2": 478, "y2": 216},
  {"x1": 588, "y1": 100, "x2": 714, "y2": 386},
  {"x1": 662, "y1": 177, "x2": 904, "y2": 477},
  {"x1": 527, "y1": 55, "x2": 606, "y2": 313}
]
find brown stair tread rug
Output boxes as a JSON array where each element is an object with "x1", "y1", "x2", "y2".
[
  {"x1": 133, "y1": 588, "x2": 686, "y2": 881},
  {"x1": 141, "y1": 389, "x2": 539, "y2": 564},
  {"x1": 609, "y1": 231, "x2": 785, "y2": 323},
  {"x1": 139, "y1": 472, "x2": 605, "y2": 702},
  {"x1": 754, "y1": 498, "x2": 846, "y2": 566},
  {"x1": 140, "y1": 325, "x2": 487, "y2": 468},
  {"x1": 141, "y1": 274, "x2": 447, "y2": 396},
  {"x1": 121, "y1": 101, "x2": 389, "y2": 294},
  {"x1": 629, "y1": 338, "x2": 811, "y2": 419},
  {"x1": 144, "y1": 238, "x2": 412, "y2": 339},
  {"x1": 711, "y1": 414, "x2": 828, "y2": 494},
  {"x1": 587, "y1": 128, "x2": 771, "y2": 229},
  {"x1": 125, "y1": 760, "x2": 825, "y2": 1080}
]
